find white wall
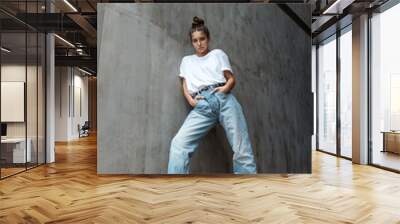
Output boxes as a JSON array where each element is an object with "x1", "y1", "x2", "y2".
[
  {"x1": 55, "y1": 67, "x2": 69, "y2": 141},
  {"x1": 71, "y1": 71, "x2": 89, "y2": 138},
  {"x1": 1, "y1": 65, "x2": 26, "y2": 136},
  {"x1": 55, "y1": 67, "x2": 89, "y2": 141},
  {"x1": 1, "y1": 65, "x2": 41, "y2": 137}
]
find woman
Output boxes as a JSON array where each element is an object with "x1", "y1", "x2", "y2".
[{"x1": 168, "y1": 16, "x2": 257, "y2": 174}]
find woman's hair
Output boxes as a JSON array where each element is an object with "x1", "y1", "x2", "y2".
[{"x1": 189, "y1": 16, "x2": 210, "y2": 42}]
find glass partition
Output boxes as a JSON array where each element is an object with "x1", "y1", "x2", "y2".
[
  {"x1": 0, "y1": 1, "x2": 46, "y2": 179},
  {"x1": 1, "y1": 31, "x2": 28, "y2": 177},
  {"x1": 27, "y1": 31, "x2": 38, "y2": 169},
  {"x1": 38, "y1": 32, "x2": 45, "y2": 165}
]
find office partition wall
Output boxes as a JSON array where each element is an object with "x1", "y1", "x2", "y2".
[
  {"x1": 0, "y1": 30, "x2": 28, "y2": 177},
  {"x1": 0, "y1": 1, "x2": 47, "y2": 179}
]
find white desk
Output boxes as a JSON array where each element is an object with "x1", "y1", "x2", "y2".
[{"x1": 1, "y1": 138, "x2": 31, "y2": 163}]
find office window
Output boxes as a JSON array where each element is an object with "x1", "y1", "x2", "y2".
[
  {"x1": 340, "y1": 28, "x2": 352, "y2": 158},
  {"x1": 318, "y1": 36, "x2": 337, "y2": 154},
  {"x1": 312, "y1": 45, "x2": 317, "y2": 150},
  {"x1": 371, "y1": 2, "x2": 400, "y2": 171}
]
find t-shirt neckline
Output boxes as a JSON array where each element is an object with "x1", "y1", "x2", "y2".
[{"x1": 193, "y1": 49, "x2": 213, "y2": 59}]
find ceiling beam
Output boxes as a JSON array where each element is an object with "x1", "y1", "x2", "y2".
[
  {"x1": 55, "y1": 55, "x2": 96, "y2": 70},
  {"x1": 67, "y1": 13, "x2": 97, "y2": 39}
]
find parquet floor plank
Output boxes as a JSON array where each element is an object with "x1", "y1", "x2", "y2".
[{"x1": 0, "y1": 134, "x2": 399, "y2": 223}]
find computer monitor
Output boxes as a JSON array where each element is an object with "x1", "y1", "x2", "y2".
[{"x1": 1, "y1": 123, "x2": 7, "y2": 137}]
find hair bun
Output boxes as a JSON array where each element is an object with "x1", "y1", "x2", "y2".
[{"x1": 192, "y1": 16, "x2": 204, "y2": 28}]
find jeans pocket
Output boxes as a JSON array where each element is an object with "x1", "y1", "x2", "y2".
[
  {"x1": 194, "y1": 99, "x2": 210, "y2": 113},
  {"x1": 194, "y1": 99, "x2": 205, "y2": 108},
  {"x1": 215, "y1": 91, "x2": 227, "y2": 98}
]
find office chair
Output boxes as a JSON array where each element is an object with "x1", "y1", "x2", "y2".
[{"x1": 79, "y1": 121, "x2": 90, "y2": 138}]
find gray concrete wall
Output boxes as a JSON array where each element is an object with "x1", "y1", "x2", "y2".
[{"x1": 97, "y1": 3, "x2": 312, "y2": 174}]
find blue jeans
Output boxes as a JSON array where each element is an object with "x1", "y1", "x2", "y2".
[{"x1": 168, "y1": 89, "x2": 257, "y2": 174}]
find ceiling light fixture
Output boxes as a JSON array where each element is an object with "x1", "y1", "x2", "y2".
[
  {"x1": 76, "y1": 48, "x2": 85, "y2": 55},
  {"x1": 78, "y1": 67, "x2": 93, "y2": 76},
  {"x1": 54, "y1": 34, "x2": 75, "y2": 48},
  {"x1": 63, "y1": 0, "x2": 78, "y2": 12},
  {"x1": 1, "y1": 47, "x2": 11, "y2": 53}
]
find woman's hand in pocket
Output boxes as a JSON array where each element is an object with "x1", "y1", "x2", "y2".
[{"x1": 192, "y1": 95, "x2": 204, "y2": 107}]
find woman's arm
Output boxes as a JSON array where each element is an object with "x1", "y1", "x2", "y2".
[
  {"x1": 214, "y1": 70, "x2": 236, "y2": 93},
  {"x1": 181, "y1": 78, "x2": 198, "y2": 107}
]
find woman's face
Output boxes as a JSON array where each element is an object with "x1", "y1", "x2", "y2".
[{"x1": 191, "y1": 31, "x2": 209, "y2": 56}]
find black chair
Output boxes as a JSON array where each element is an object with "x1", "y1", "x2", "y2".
[{"x1": 79, "y1": 121, "x2": 90, "y2": 138}]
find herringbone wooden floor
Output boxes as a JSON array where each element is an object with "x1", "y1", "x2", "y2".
[{"x1": 1, "y1": 134, "x2": 400, "y2": 224}]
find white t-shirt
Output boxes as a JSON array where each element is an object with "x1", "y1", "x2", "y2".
[{"x1": 179, "y1": 49, "x2": 232, "y2": 94}]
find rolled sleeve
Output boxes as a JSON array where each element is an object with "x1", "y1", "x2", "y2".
[
  {"x1": 179, "y1": 57, "x2": 186, "y2": 78},
  {"x1": 217, "y1": 50, "x2": 232, "y2": 73}
]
